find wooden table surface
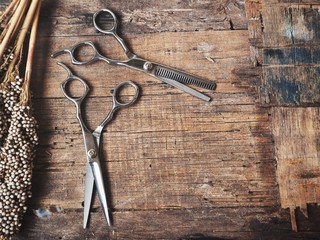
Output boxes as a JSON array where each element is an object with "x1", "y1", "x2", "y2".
[{"x1": 1, "y1": 0, "x2": 319, "y2": 239}]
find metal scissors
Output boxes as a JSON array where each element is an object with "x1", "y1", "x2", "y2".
[
  {"x1": 57, "y1": 62, "x2": 139, "y2": 228},
  {"x1": 51, "y1": 9, "x2": 216, "y2": 102}
]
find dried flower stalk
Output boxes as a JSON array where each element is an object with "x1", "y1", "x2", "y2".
[
  {"x1": 0, "y1": 0, "x2": 41, "y2": 238},
  {"x1": 0, "y1": 0, "x2": 19, "y2": 27},
  {"x1": 21, "y1": 0, "x2": 41, "y2": 105},
  {"x1": 0, "y1": 0, "x2": 29, "y2": 59}
]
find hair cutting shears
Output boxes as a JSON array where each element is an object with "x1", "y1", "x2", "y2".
[
  {"x1": 57, "y1": 62, "x2": 139, "y2": 228},
  {"x1": 51, "y1": 9, "x2": 216, "y2": 102}
]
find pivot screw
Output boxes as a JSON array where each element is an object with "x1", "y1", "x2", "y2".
[
  {"x1": 143, "y1": 62, "x2": 153, "y2": 71},
  {"x1": 87, "y1": 149, "x2": 97, "y2": 158}
]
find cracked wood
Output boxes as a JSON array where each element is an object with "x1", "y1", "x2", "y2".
[
  {"x1": 0, "y1": 0, "x2": 319, "y2": 239},
  {"x1": 246, "y1": 0, "x2": 320, "y2": 232}
]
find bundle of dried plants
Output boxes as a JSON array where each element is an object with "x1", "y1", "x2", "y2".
[{"x1": 0, "y1": 0, "x2": 41, "y2": 238}]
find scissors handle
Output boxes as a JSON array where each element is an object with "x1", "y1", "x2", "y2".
[
  {"x1": 112, "y1": 80, "x2": 140, "y2": 107},
  {"x1": 59, "y1": 62, "x2": 93, "y2": 135},
  {"x1": 93, "y1": 9, "x2": 134, "y2": 59},
  {"x1": 52, "y1": 41, "x2": 114, "y2": 65},
  {"x1": 59, "y1": 62, "x2": 90, "y2": 104},
  {"x1": 94, "y1": 81, "x2": 139, "y2": 135}
]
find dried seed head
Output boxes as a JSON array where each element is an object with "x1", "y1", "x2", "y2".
[{"x1": 0, "y1": 73, "x2": 38, "y2": 238}]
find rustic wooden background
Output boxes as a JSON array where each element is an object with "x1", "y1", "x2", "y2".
[{"x1": 1, "y1": 0, "x2": 319, "y2": 239}]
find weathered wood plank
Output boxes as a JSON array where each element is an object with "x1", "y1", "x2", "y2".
[
  {"x1": 262, "y1": 47, "x2": 320, "y2": 65},
  {"x1": 260, "y1": 66, "x2": 320, "y2": 105},
  {"x1": 263, "y1": 7, "x2": 320, "y2": 47},
  {"x1": 25, "y1": 20, "x2": 282, "y2": 236},
  {"x1": 246, "y1": 3, "x2": 320, "y2": 106},
  {"x1": 247, "y1": 0, "x2": 320, "y2": 233},
  {"x1": 261, "y1": 9, "x2": 320, "y2": 106},
  {"x1": 16, "y1": 205, "x2": 320, "y2": 239},
  {"x1": 260, "y1": 6, "x2": 320, "y2": 105},
  {"x1": 16, "y1": 207, "x2": 274, "y2": 239},
  {"x1": 266, "y1": 0, "x2": 320, "y2": 6},
  {"x1": 271, "y1": 107, "x2": 320, "y2": 231},
  {"x1": 29, "y1": 96, "x2": 276, "y2": 210},
  {"x1": 36, "y1": 0, "x2": 247, "y2": 39},
  {"x1": 1, "y1": 0, "x2": 319, "y2": 238},
  {"x1": 34, "y1": 30, "x2": 251, "y2": 99},
  {"x1": 245, "y1": 0, "x2": 263, "y2": 66}
]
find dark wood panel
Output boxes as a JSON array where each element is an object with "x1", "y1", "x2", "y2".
[{"x1": 246, "y1": 0, "x2": 320, "y2": 232}]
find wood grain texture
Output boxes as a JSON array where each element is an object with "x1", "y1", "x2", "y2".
[
  {"x1": 22, "y1": 27, "x2": 283, "y2": 238},
  {"x1": 36, "y1": 0, "x2": 247, "y2": 38},
  {"x1": 246, "y1": 1, "x2": 320, "y2": 106},
  {"x1": 33, "y1": 30, "x2": 252, "y2": 98},
  {"x1": 17, "y1": 206, "x2": 320, "y2": 240},
  {"x1": 260, "y1": 6, "x2": 320, "y2": 106},
  {"x1": 245, "y1": 0, "x2": 263, "y2": 66},
  {"x1": 266, "y1": 0, "x2": 320, "y2": 6},
  {"x1": 263, "y1": 7, "x2": 320, "y2": 47},
  {"x1": 245, "y1": 0, "x2": 320, "y2": 232},
  {"x1": 0, "y1": 0, "x2": 319, "y2": 239},
  {"x1": 272, "y1": 107, "x2": 320, "y2": 231}
]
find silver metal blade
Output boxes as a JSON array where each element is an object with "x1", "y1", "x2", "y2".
[
  {"x1": 83, "y1": 163, "x2": 94, "y2": 229},
  {"x1": 154, "y1": 65, "x2": 216, "y2": 91},
  {"x1": 160, "y1": 77, "x2": 211, "y2": 102},
  {"x1": 121, "y1": 58, "x2": 212, "y2": 101},
  {"x1": 90, "y1": 161, "x2": 111, "y2": 226}
]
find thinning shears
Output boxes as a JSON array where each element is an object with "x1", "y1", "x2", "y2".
[
  {"x1": 51, "y1": 9, "x2": 216, "y2": 102},
  {"x1": 58, "y1": 62, "x2": 139, "y2": 228}
]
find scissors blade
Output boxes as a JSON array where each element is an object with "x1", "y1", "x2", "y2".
[
  {"x1": 90, "y1": 160, "x2": 111, "y2": 226},
  {"x1": 121, "y1": 58, "x2": 213, "y2": 101},
  {"x1": 83, "y1": 163, "x2": 94, "y2": 229},
  {"x1": 158, "y1": 76, "x2": 211, "y2": 102},
  {"x1": 154, "y1": 65, "x2": 216, "y2": 91}
]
